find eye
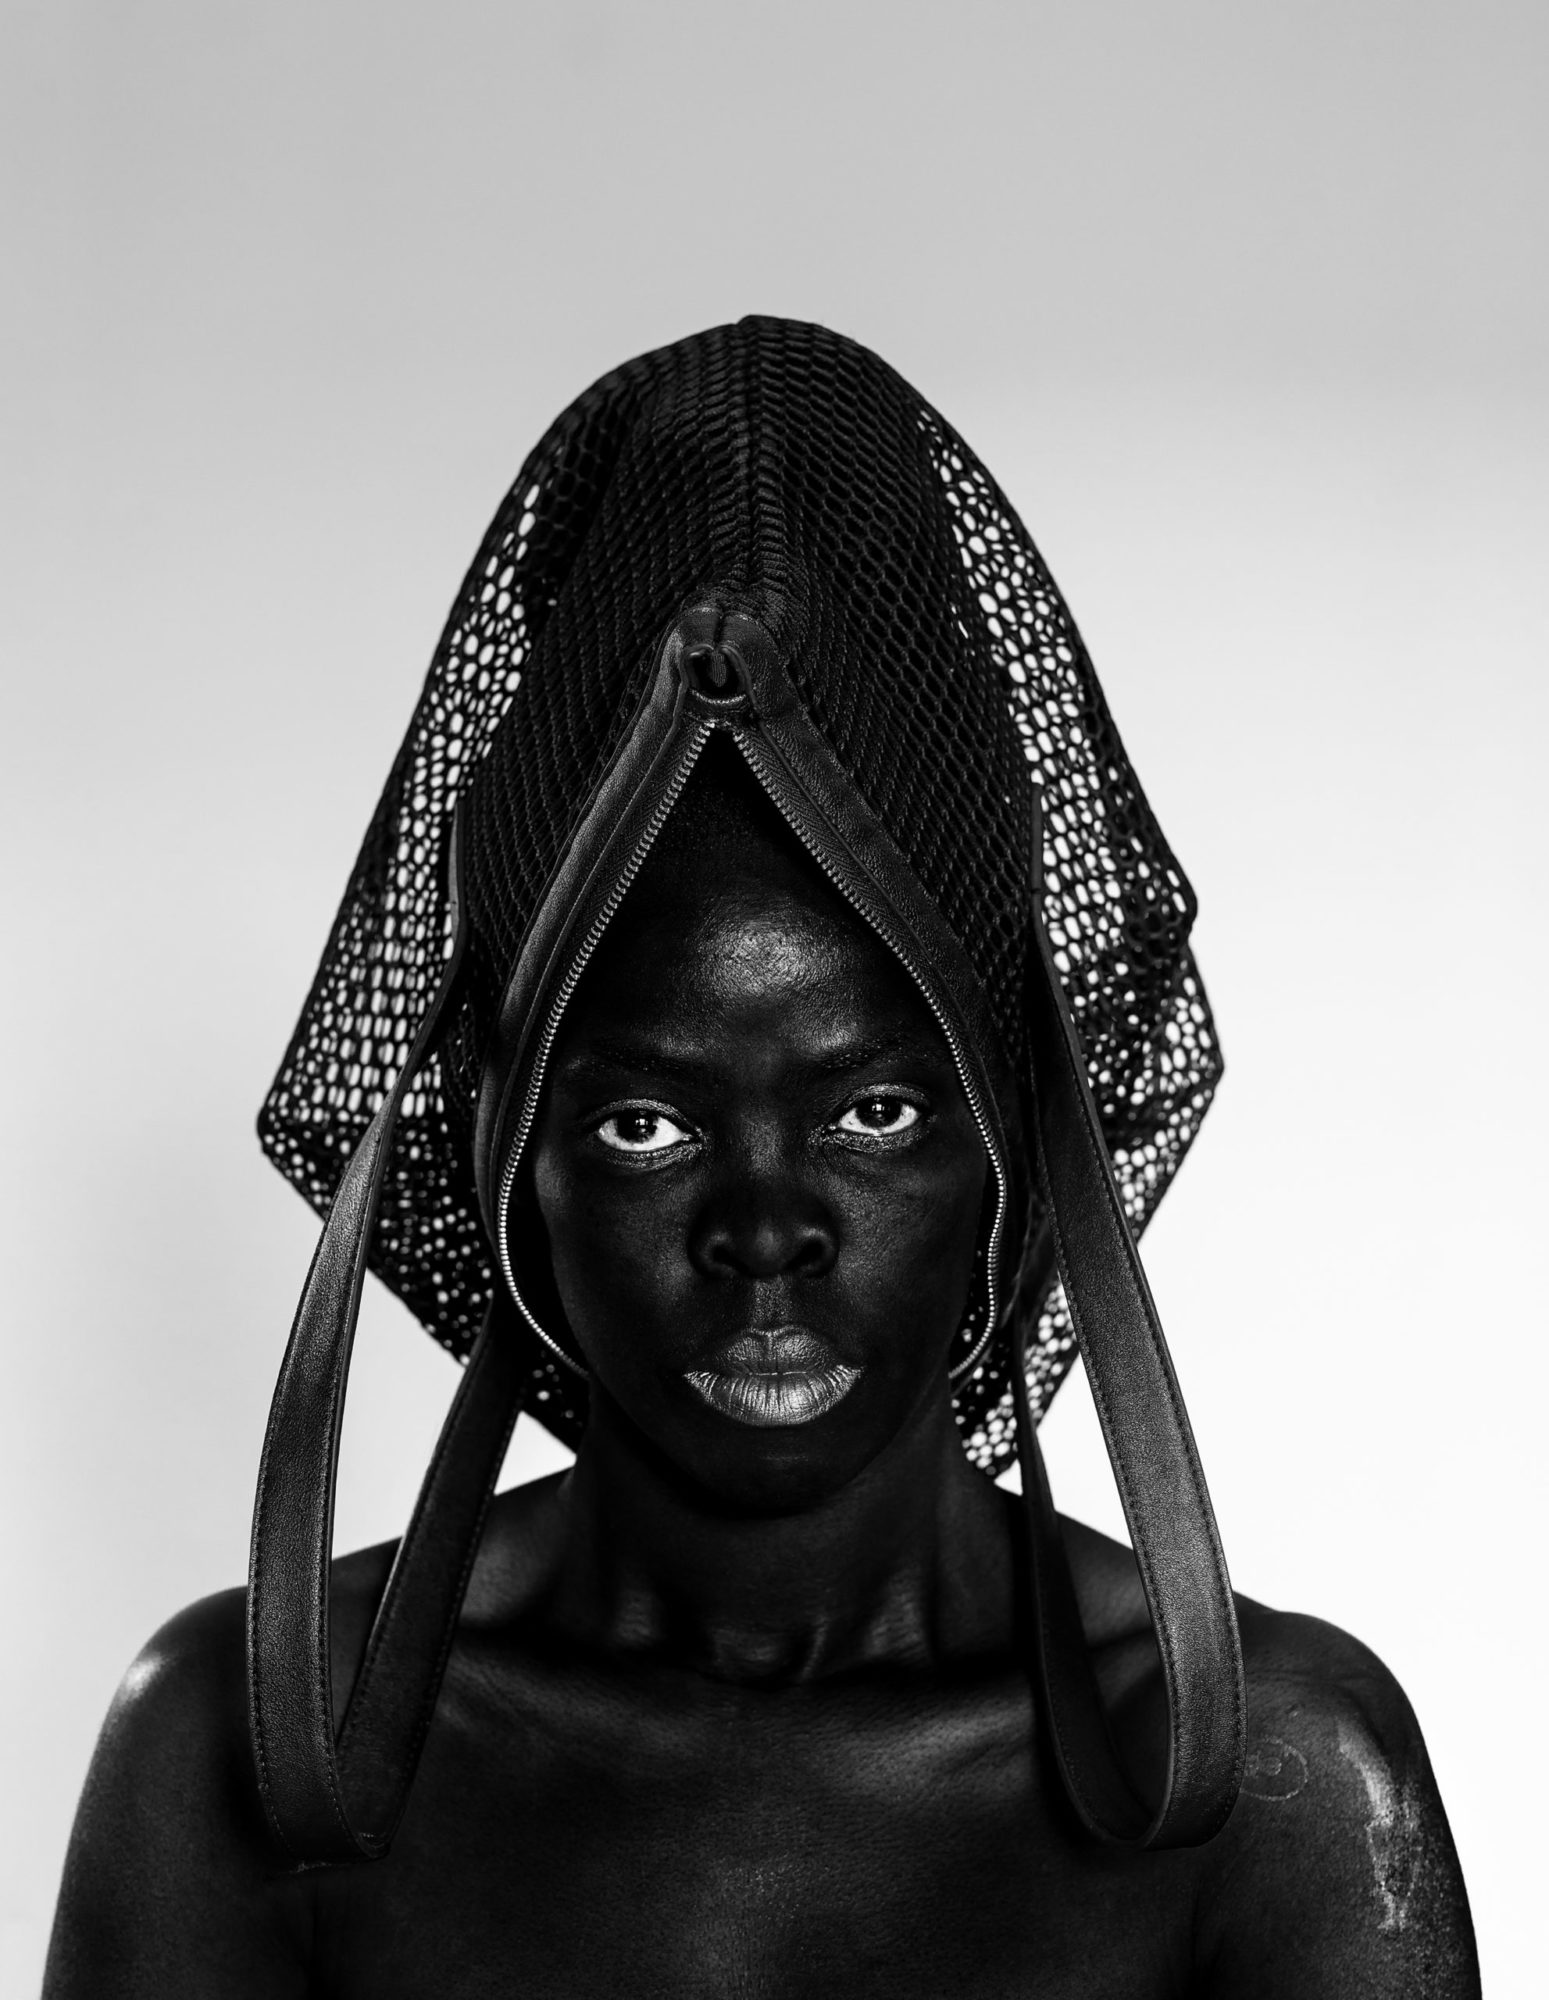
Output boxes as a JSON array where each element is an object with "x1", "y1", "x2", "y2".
[
  {"x1": 834, "y1": 1094, "x2": 923, "y2": 1140},
  {"x1": 593, "y1": 1106, "x2": 696, "y2": 1155}
]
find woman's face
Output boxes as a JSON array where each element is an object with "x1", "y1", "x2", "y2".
[{"x1": 526, "y1": 822, "x2": 989, "y2": 1514}]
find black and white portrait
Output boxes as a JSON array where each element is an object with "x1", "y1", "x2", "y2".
[{"x1": 6, "y1": 4, "x2": 1542, "y2": 1993}]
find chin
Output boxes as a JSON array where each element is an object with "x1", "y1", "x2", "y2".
[
  {"x1": 680, "y1": 1453, "x2": 880, "y2": 1519},
  {"x1": 653, "y1": 1379, "x2": 923, "y2": 1518}
]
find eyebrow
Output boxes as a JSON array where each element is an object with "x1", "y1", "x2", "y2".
[{"x1": 561, "y1": 1027, "x2": 936, "y2": 1086}]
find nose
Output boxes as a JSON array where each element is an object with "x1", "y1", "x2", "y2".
[{"x1": 690, "y1": 1165, "x2": 838, "y2": 1282}]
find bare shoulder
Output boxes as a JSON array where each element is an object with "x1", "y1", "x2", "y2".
[
  {"x1": 1054, "y1": 1515, "x2": 1478, "y2": 1996},
  {"x1": 1234, "y1": 1593, "x2": 1431, "y2": 1810},
  {"x1": 97, "y1": 1524, "x2": 400, "y2": 1779},
  {"x1": 65, "y1": 1583, "x2": 272, "y2": 1865},
  {"x1": 1199, "y1": 1599, "x2": 1479, "y2": 1997},
  {"x1": 45, "y1": 1587, "x2": 297, "y2": 1995},
  {"x1": 42, "y1": 1531, "x2": 406, "y2": 2000}
]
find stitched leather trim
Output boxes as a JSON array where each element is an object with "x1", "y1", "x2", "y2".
[
  {"x1": 473, "y1": 631, "x2": 697, "y2": 1233},
  {"x1": 247, "y1": 815, "x2": 533, "y2": 1866},
  {"x1": 714, "y1": 609, "x2": 1019, "y2": 1317},
  {"x1": 1021, "y1": 915, "x2": 1245, "y2": 1846}
]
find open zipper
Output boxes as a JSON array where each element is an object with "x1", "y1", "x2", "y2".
[
  {"x1": 493, "y1": 715, "x2": 714, "y2": 1377},
  {"x1": 258, "y1": 607, "x2": 1243, "y2": 1868},
  {"x1": 493, "y1": 701, "x2": 1008, "y2": 1385}
]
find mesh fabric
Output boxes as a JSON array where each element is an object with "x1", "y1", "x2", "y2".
[{"x1": 259, "y1": 317, "x2": 1221, "y2": 1475}]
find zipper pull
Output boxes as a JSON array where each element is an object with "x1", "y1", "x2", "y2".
[{"x1": 671, "y1": 603, "x2": 786, "y2": 724}]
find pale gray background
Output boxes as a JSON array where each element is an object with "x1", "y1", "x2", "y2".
[{"x1": 5, "y1": 1, "x2": 1545, "y2": 1990}]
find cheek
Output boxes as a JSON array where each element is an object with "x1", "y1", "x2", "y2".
[
  {"x1": 530, "y1": 1129, "x2": 988, "y2": 1372},
  {"x1": 531, "y1": 1147, "x2": 693, "y2": 1340},
  {"x1": 832, "y1": 1144, "x2": 987, "y2": 1331}
]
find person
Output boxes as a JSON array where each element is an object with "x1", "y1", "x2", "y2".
[{"x1": 44, "y1": 318, "x2": 1478, "y2": 1996}]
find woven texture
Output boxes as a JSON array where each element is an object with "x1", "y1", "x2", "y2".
[{"x1": 259, "y1": 318, "x2": 1221, "y2": 1475}]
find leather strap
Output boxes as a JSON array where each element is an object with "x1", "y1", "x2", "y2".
[
  {"x1": 1018, "y1": 913, "x2": 1245, "y2": 1847},
  {"x1": 247, "y1": 626, "x2": 1242, "y2": 1861},
  {"x1": 247, "y1": 814, "x2": 530, "y2": 1865},
  {"x1": 474, "y1": 629, "x2": 699, "y2": 1233}
]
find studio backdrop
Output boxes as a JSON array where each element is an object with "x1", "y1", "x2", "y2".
[{"x1": 4, "y1": 2, "x2": 1545, "y2": 1991}]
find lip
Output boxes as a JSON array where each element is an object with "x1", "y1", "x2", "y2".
[{"x1": 684, "y1": 1325, "x2": 862, "y2": 1429}]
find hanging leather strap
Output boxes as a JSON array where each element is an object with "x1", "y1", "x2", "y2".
[
  {"x1": 247, "y1": 731, "x2": 1241, "y2": 1860},
  {"x1": 1018, "y1": 915, "x2": 1245, "y2": 1848},
  {"x1": 247, "y1": 816, "x2": 530, "y2": 1865}
]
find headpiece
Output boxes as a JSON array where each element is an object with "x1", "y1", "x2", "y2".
[{"x1": 247, "y1": 318, "x2": 1243, "y2": 1868}]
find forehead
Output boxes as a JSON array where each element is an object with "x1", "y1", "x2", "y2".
[{"x1": 559, "y1": 848, "x2": 945, "y2": 1064}]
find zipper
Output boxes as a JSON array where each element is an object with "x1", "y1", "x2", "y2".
[
  {"x1": 495, "y1": 717, "x2": 715, "y2": 1374},
  {"x1": 733, "y1": 729, "x2": 1006, "y2": 1382},
  {"x1": 495, "y1": 715, "x2": 1006, "y2": 1385}
]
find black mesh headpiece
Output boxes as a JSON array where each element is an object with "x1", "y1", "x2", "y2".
[{"x1": 259, "y1": 316, "x2": 1221, "y2": 1478}]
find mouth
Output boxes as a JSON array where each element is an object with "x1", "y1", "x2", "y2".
[{"x1": 684, "y1": 1326, "x2": 862, "y2": 1429}]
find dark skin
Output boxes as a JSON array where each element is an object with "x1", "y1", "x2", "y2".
[{"x1": 45, "y1": 816, "x2": 1479, "y2": 1998}]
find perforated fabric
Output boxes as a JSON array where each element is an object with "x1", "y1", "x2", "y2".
[{"x1": 259, "y1": 318, "x2": 1221, "y2": 1475}]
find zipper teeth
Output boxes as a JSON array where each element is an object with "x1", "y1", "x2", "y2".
[
  {"x1": 496, "y1": 721, "x2": 714, "y2": 1375},
  {"x1": 733, "y1": 734, "x2": 1006, "y2": 1384}
]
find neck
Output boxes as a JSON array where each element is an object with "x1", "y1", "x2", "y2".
[{"x1": 543, "y1": 1388, "x2": 1014, "y2": 1683}]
